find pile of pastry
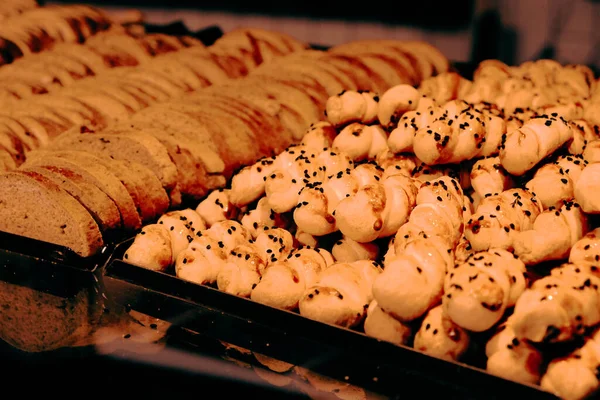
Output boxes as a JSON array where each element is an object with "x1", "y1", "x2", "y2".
[
  {"x1": 0, "y1": 35, "x2": 448, "y2": 257},
  {"x1": 0, "y1": 3, "x2": 111, "y2": 65},
  {"x1": 125, "y1": 59, "x2": 600, "y2": 398}
]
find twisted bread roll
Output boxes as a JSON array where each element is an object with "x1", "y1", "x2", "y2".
[
  {"x1": 569, "y1": 121, "x2": 597, "y2": 155},
  {"x1": 465, "y1": 188, "x2": 542, "y2": 252},
  {"x1": 413, "y1": 305, "x2": 470, "y2": 361},
  {"x1": 525, "y1": 155, "x2": 587, "y2": 209},
  {"x1": 251, "y1": 247, "x2": 331, "y2": 310},
  {"x1": 511, "y1": 263, "x2": 600, "y2": 343},
  {"x1": 293, "y1": 161, "x2": 378, "y2": 236},
  {"x1": 377, "y1": 84, "x2": 420, "y2": 129},
  {"x1": 540, "y1": 329, "x2": 600, "y2": 400},
  {"x1": 196, "y1": 189, "x2": 238, "y2": 228},
  {"x1": 334, "y1": 172, "x2": 418, "y2": 242},
  {"x1": 331, "y1": 235, "x2": 379, "y2": 262},
  {"x1": 583, "y1": 139, "x2": 600, "y2": 163},
  {"x1": 204, "y1": 220, "x2": 251, "y2": 254},
  {"x1": 216, "y1": 243, "x2": 265, "y2": 297},
  {"x1": 228, "y1": 156, "x2": 277, "y2": 206},
  {"x1": 364, "y1": 300, "x2": 412, "y2": 346},
  {"x1": 499, "y1": 115, "x2": 574, "y2": 176},
  {"x1": 324, "y1": 90, "x2": 379, "y2": 127},
  {"x1": 373, "y1": 177, "x2": 462, "y2": 321},
  {"x1": 470, "y1": 156, "x2": 513, "y2": 199},
  {"x1": 124, "y1": 224, "x2": 173, "y2": 272},
  {"x1": 240, "y1": 197, "x2": 288, "y2": 239},
  {"x1": 418, "y1": 72, "x2": 473, "y2": 105},
  {"x1": 569, "y1": 228, "x2": 600, "y2": 268},
  {"x1": 299, "y1": 260, "x2": 382, "y2": 328},
  {"x1": 513, "y1": 200, "x2": 589, "y2": 265},
  {"x1": 575, "y1": 163, "x2": 600, "y2": 214},
  {"x1": 331, "y1": 122, "x2": 388, "y2": 161},
  {"x1": 300, "y1": 121, "x2": 337, "y2": 151},
  {"x1": 485, "y1": 319, "x2": 543, "y2": 385},
  {"x1": 175, "y1": 234, "x2": 228, "y2": 285},
  {"x1": 443, "y1": 249, "x2": 527, "y2": 332}
]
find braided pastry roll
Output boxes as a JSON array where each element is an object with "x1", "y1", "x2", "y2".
[
  {"x1": 513, "y1": 200, "x2": 588, "y2": 265},
  {"x1": 485, "y1": 318, "x2": 543, "y2": 385},
  {"x1": 413, "y1": 305, "x2": 470, "y2": 361},
  {"x1": 470, "y1": 156, "x2": 513, "y2": 199},
  {"x1": 251, "y1": 247, "x2": 333, "y2": 310},
  {"x1": 372, "y1": 176, "x2": 463, "y2": 321},
  {"x1": 525, "y1": 155, "x2": 587, "y2": 209},
  {"x1": 465, "y1": 188, "x2": 542, "y2": 252},
  {"x1": 411, "y1": 100, "x2": 506, "y2": 165},
  {"x1": 418, "y1": 72, "x2": 473, "y2": 105},
  {"x1": 511, "y1": 262, "x2": 600, "y2": 343},
  {"x1": 331, "y1": 122, "x2": 388, "y2": 161},
  {"x1": 499, "y1": 115, "x2": 574, "y2": 176},
  {"x1": 299, "y1": 260, "x2": 382, "y2": 328},
  {"x1": 540, "y1": 328, "x2": 600, "y2": 400},
  {"x1": 575, "y1": 162, "x2": 600, "y2": 214},
  {"x1": 324, "y1": 90, "x2": 379, "y2": 127},
  {"x1": 443, "y1": 249, "x2": 527, "y2": 332},
  {"x1": 363, "y1": 299, "x2": 412, "y2": 346}
]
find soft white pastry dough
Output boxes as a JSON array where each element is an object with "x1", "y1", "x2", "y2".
[
  {"x1": 465, "y1": 188, "x2": 542, "y2": 252},
  {"x1": 541, "y1": 328, "x2": 600, "y2": 400},
  {"x1": 331, "y1": 235, "x2": 379, "y2": 263},
  {"x1": 204, "y1": 220, "x2": 251, "y2": 254},
  {"x1": 470, "y1": 156, "x2": 513, "y2": 199},
  {"x1": 485, "y1": 319, "x2": 543, "y2": 385},
  {"x1": 157, "y1": 209, "x2": 204, "y2": 258},
  {"x1": 500, "y1": 115, "x2": 574, "y2": 176},
  {"x1": 414, "y1": 305, "x2": 470, "y2": 361},
  {"x1": 253, "y1": 227, "x2": 294, "y2": 264},
  {"x1": 569, "y1": 120, "x2": 597, "y2": 155},
  {"x1": 511, "y1": 263, "x2": 600, "y2": 343},
  {"x1": 241, "y1": 197, "x2": 288, "y2": 239},
  {"x1": 251, "y1": 247, "x2": 330, "y2": 310},
  {"x1": 299, "y1": 260, "x2": 382, "y2": 328},
  {"x1": 332, "y1": 123, "x2": 388, "y2": 161},
  {"x1": 335, "y1": 172, "x2": 418, "y2": 242},
  {"x1": 575, "y1": 163, "x2": 600, "y2": 214},
  {"x1": 387, "y1": 106, "x2": 438, "y2": 154},
  {"x1": 196, "y1": 189, "x2": 237, "y2": 227},
  {"x1": 300, "y1": 121, "x2": 337, "y2": 150},
  {"x1": 176, "y1": 235, "x2": 228, "y2": 285},
  {"x1": 229, "y1": 156, "x2": 277, "y2": 206},
  {"x1": 377, "y1": 84, "x2": 420, "y2": 129},
  {"x1": 217, "y1": 243, "x2": 265, "y2": 297},
  {"x1": 124, "y1": 224, "x2": 173, "y2": 272},
  {"x1": 443, "y1": 249, "x2": 526, "y2": 332},
  {"x1": 325, "y1": 90, "x2": 379, "y2": 127},
  {"x1": 513, "y1": 200, "x2": 589, "y2": 265},
  {"x1": 363, "y1": 300, "x2": 412, "y2": 346}
]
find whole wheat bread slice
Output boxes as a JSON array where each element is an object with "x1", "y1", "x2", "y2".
[
  {"x1": 0, "y1": 171, "x2": 103, "y2": 256},
  {"x1": 49, "y1": 126, "x2": 177, "y2": 191},
  {"x1": 23, "y1": 151, "x2": 141, "y2": 231},
  {"x1": 22, "y1": 164, "x2": 121, "y2": 231}
]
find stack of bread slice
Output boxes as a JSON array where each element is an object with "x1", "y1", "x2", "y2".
[
  {"x1": 0, "y1": 4, "x2": 112, "y2": 66},
  {"x1": 0, "y1": 0, "x2": 38, "y2": 21},
  {"x1": 0, "y1": 31, "x2": 206, "y2": 102},
  {"x1": 0, "y1": 36, "x2": 449, "y2": 257},
  {"x1": 0, "y1": 28, "x2": 309, "y2": 172}
]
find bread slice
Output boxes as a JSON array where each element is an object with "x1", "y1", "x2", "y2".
[
  {"x1": 42, "y1": 150, "x2": 152, "y2": 225},
  {"x1": 23, "y1": 151, "x2": 141, "y2": 230},
  {"x1": 22, "y1": 164, "x2": 121, "y2": 232},
  {"x1": 0, "y1": 171, "x2": 103, "y2": 256},
  {"x1": 49, "y1": 127, "x2": 178, "y2": 191}
]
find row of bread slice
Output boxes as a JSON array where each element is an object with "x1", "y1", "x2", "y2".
[
  {"x1": 0, "y1": 29, "x2": 206, "y2": 102},
  {"x1": 0, "y1": 4, "x2": 112, "y2": 66},
  {"x1": 0, "y1": 38, "x2": 450, "y2": 257},
  {"x1": 0, "y1": 0, "x2": 38, "y2": 21},
  {"x1": 0, "y1": 28, "x2": 309, "y2": 172}
]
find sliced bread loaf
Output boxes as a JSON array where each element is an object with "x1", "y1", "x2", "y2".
[
  {"x1": 21, "y1": 164, "x2": 121, "y2": 231},
  {"x1": 49, "y1": 126, "x2": 178, "y2": 191},
  {"x1": 0, "y1": 171, "x2": 103, "y2": 256},
  {"x1": 23, "y1": 151, "x2": 141, "y2": 230}
]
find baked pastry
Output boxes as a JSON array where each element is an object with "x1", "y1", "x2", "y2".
[
  {"x1": 413, "y1": 305, "x2": 470, "y2": 361},
  {"x1": 299, "y1": 260, "x2": 381, "y2": 328},
  {"x1": 485, "y1": 318, "x2": 543, "y2": 385},
  {"x1": 363, "y1": 299, "x2": 412, "y2": 346},
  {"x1": 443, "y1": 248, "x2": 527, "y2": 332},
  {"x1": 511, "y1": 262, "x2": 600, "y2": 343}
]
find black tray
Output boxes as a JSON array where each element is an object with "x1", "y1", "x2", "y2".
[{"x1": 104, "y1": 239, "x2": 556, "y2": 400}]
